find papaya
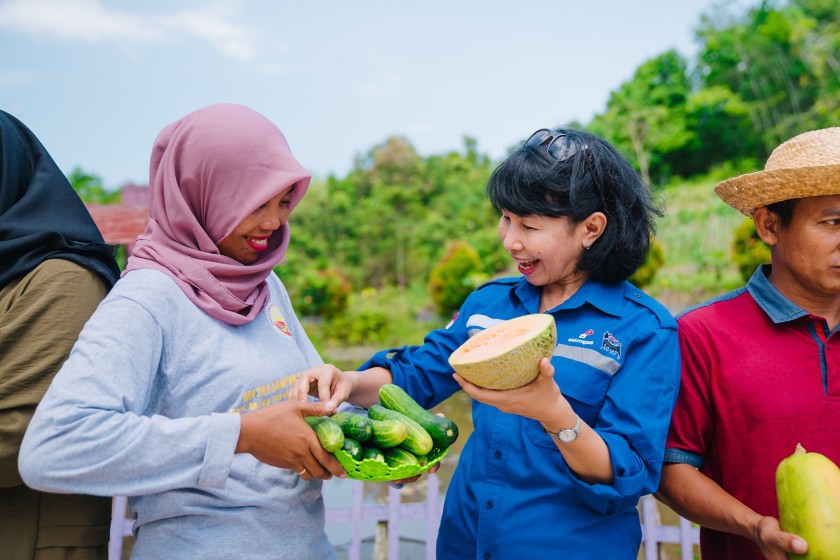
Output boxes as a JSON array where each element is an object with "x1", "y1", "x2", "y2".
[
  {"x1": 448, "y1": 313, "x2": 556, "y2": 390},
  {"x1": 776, "y1": 443, "x2": 840, "y2": 559}
]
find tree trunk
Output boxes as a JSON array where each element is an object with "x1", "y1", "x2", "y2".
[{"x1": 373, "y1": 521, "x2": 388, "y2": 560}]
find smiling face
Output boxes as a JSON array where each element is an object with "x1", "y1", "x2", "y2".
[
  {"x1": 217, "y1": 186, "x2": 295, "y2": 264},
  {"x1": 498, "y1": 210, "x2": 604, "y2": 304}
]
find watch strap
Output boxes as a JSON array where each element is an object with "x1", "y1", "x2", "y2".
[{"x1": 544, "y1": 414, "x2": 581, "y2": 443}]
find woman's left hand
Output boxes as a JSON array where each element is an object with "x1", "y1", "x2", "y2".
[{"x1": 453, "y1": 357, "x2": 572, "y2": 423}]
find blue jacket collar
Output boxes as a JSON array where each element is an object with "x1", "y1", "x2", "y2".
[{"x1": 513, "y1": 276, "x2": 623, "y2": 317}]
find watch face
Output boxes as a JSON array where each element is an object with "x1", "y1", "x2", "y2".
[{"x1": 558, "y1": 429, "x2": 577, "y2": 443}]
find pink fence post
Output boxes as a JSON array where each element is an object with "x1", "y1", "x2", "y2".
[
  {"x1": 387, "y1": 484, "x2": 402, "y2": 558},
  {"x1": 109, "y1": 496, "x2": 128, "y2": 560},
  {"x1": 642, "y1": 495, "x2": 659, "y2": 560},
  {"x1": 349, "y1": 481, "x2": 364, "y2": 560},
  {"x1": 425, "y1": 473, "x2": 440, "y2": 560},
  {"x1": 679, "y1": 517, "x2": 696, "y2": 560}
]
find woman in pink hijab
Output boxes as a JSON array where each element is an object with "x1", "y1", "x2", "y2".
[{"x1": 20, "y1": 104, "x2": 345, "y2": 560}]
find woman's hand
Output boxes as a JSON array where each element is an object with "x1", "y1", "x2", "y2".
[
  {"x1": 236, "y1": 399, "x2": 346, "y2": 481},
  {"x1": 290, "y1": 364, "x2": 355, "y2": 408},
  {"x1": 389, "y1": 460, "x2": 443, "y2": 489},
  {"x1": 453, "y1": 357, "x2": 573, "y2": 425}
]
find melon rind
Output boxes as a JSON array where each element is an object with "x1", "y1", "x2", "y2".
[
  {"x1": 776, "y1": 445, "x2": 840, "y2": 557},
  {"x1": 448, "y1": 314, "x2": 557, "y2": 390}
]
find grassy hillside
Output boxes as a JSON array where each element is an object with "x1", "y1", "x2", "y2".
[{"x1": 645, "y1": 177, "x2": 749, "y2": 314}]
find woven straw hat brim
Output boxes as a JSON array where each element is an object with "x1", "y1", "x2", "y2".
[{"x1": 715, "y1": 162, "x2": 840, "y2": 216}]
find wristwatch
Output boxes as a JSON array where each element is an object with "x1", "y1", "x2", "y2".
[{"x1": 544, "y1": 414, "x2": 582, "y2": 443}]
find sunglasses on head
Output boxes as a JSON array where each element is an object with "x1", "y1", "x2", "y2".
[
  {"x1": 523, "y1": 128, "x2": 604, "y2": 195},
  {"x1": 524, "y1": 129, "x2": 583, "y2": 160}
]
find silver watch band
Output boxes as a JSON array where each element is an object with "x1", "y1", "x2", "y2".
[{"x1": 544, "y1": 414, "x2": 581, "y2": 442}]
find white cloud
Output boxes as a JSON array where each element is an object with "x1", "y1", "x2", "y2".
[
  {"x1": 0, "y1": 68, "x2": 34, "y2": 87},
  {"x1": 0, "y1": 0, "x2": 164, "y2": 43},
  {"x1": 258, "y1": 62, "x2": 295, "y2": 76},
  {"x1": 354, "y1": 72, "x2": 402, "y2": 98},
  {"x1": 0, "y1": 0, "x2": 259, "y2": 61},
  {"x1": 156, "y1": 9, "x2": 257, "y2": 61}
]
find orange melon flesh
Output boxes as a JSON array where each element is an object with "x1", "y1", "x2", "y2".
[{"x1": 448, "y1": 314, "x2": 557, "y2": 390}]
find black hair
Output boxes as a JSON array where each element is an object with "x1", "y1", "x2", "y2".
[
  {"x1": 764, "y1": 199, "x2": 797, "y2": 228},
  {"x1": 486, "y1": 127, "x2": 662, "y2": 284}
]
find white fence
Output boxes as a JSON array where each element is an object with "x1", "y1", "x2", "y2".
[{"x1": 109, "y1": 476, "x2": 699, "y2": 560}]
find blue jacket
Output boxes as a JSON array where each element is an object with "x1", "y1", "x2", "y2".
[{"x1": 363, "y1": 276, "x2": 680, "y2": 560}]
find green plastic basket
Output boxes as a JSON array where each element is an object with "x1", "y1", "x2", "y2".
[{"x1": 334, "y1": 445, "x2": 450, "y2": 482}]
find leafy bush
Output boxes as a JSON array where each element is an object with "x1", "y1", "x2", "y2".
[
  {"x1": 303, "y1": 284, "x2": 443, "y2": 356},
  {"x1": 732, "y1": 217, "x2": 770, "y2": 281},
  {"x1": 629, "y1": 239, "x2": 665, "y2": 288},
  {"x1": 428, "y1": 241, "x2": 486, "y2": 318},
  {"x1": 321, "y1": 311, "x2": 388, "y2": 346},
  {"x1": 284, "y1": 266, "x2": 351, "y2": 319}
]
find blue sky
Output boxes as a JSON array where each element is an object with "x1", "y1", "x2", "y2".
[{"x1": 1, "y1": 0, "x2": 752, "y2": 190}]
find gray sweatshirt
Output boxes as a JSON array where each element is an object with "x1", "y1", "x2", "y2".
[{"x1": 19, "y1": 268, "x2": 336, "y2": 560}]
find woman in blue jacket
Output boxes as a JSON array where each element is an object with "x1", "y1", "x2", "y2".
[{"x1": 295, "y1": 127, "x2": 681, "y2": 559}]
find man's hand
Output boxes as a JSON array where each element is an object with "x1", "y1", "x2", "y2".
[{"x1": 754, "y1": 516, "x2": 808, "y2": 559}]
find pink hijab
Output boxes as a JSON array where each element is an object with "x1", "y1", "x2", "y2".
[{"x1": 124, "y1": 103, "x2": 310, "y2": 325}]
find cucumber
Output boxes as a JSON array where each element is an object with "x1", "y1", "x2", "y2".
[
  {"x1": 331, "y1": 411, "x2": 373, "y2": 442},
  {"x1": 379, "y1": 384, "x2": 459, "y2": 448},
  {"x1": 368, "y1": 418, "x2": 407, "y2": 448},
  {"x1": 304, "y1": 416, "x2": 345, "y2": 453},
  {"x1": 341, "y1": 437, "x2": 363, "y2": 461},
  {"x1": 382, "y1": 447, "x2": 420, "y2": 469},
  {"x1": 362, "y1": 446, "x2": 386, "y2": 463},
  {"x1": 368, "y1": 404, "x2": 433, "y2": 456}
]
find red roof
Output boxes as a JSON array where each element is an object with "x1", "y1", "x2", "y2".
[{"x1": 86, "y1": 204, "x2": 149, "y2": 245}]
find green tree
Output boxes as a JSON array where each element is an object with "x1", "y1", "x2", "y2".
[
  {"x1": 676, "y1": 85, "x2": 763, "y2": 177},
  {"x1": 68, "y1": 167, "x2": 121, "y2": 203},
  {"x1": 428, "y1": 241, "x2": 486, "y2": 318},
  {"x1": 732, "y1": 217, "x2": 771, "y2": 281},
  {"x1": 590, "y1": 50, "x2": 694, "y2": 186},
  {"x1": 695, "y1": 1, "x2": 823, "y2": 153},
  {"x1": 629, "y1": 239, "x2": 665, "y2": 288}
]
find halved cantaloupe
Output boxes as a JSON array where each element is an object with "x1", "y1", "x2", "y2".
[{"x1": 448, "y1": 313, "x2": 557, "y2": 390}]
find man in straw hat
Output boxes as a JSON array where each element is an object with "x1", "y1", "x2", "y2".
[{"x1": 656, "y1": 126, "x2": 840, "y2": 560}]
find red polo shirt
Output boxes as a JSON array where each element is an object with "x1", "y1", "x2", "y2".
[{"x1": 664, "y1": 266, "x2": 840, "y2": 560}]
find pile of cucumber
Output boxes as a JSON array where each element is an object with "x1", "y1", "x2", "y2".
[{"x1": 304, "y1": 384, "x2": 459, "y2": 472}]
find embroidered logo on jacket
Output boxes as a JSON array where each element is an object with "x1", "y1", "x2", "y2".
[
  {"x1": 601, "y1": 331, "x2": 622, "y2": 358},
  {"x1": 567, "y1": 328, "x2": 595, "y2": 346},
  {"x1": 266, "y1": 303, "x2": 292, "y2": 338}
]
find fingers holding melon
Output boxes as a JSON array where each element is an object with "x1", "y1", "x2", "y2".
[{"x1": 448, "y1": 313, "x2": 557, "y2": 390}]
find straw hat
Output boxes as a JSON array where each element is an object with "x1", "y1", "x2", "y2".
[{"x1": 715, "y1": 127, "x2": 840, "y2": 216}]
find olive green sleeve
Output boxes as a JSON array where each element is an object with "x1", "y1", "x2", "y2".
[{"x1": 0, "y1": 260, "x2": 109, "y2": 487}]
